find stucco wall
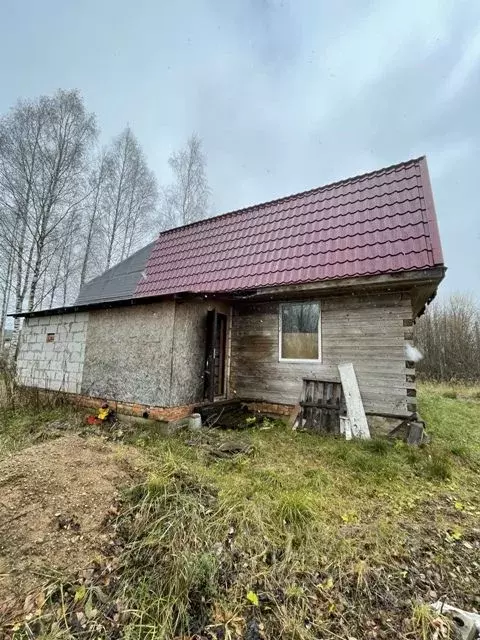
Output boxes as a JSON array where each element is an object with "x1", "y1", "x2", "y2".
[
  {"x1": 81, "y1": 303, "x2": 175, "y2": 405},
  {"x1": 81, "y1": 300, "x2": 231, "y2": 407},
  {"x1": 16, "y1": 313, "x2": 89, "y2": 394},
  {"x1": 170, "y1": 300, "x2": 231, "y2": 405},
  {"x1": 230, "y1": 293, "x2": 414, "y2": 415}
]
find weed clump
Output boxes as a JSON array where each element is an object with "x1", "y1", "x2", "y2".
[
  {"x1": 278, "y1": 491, "x2": 315, "y2": 528},
  {"x1": 442, "y1": 390, "x2": 458, "y2": 399},
  {"x1": 422, "y1": 453, "x2": 452, "y2": 481}
]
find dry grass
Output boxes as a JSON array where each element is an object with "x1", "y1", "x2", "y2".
[{"x1": 2, "y1": 383, "x2": 480, "y2": 639}]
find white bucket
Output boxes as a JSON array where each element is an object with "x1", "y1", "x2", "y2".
[{"x1": 189, "y1": 413, "x2": 202, "y2": 430}]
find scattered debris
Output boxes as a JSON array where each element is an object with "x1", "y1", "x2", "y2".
[
  {"x1": 431, "y1": 601, "x2": 480, "y2": 640},
  {"x1": 298, "y1": 378, "x2": 346, "y2": 433},
  {"x1": 288, "y1": 403, "x2": 301, "y2": 430},
  {"x1": 208, "y1": 441, "x2": 254, "y2": 458},
  {"x1": 56, "y1": 514, "x2": 81, "y2": 532},
  {"x1": 405, "y1": 342, "x2": 423, "y2": 362},
  {"x1": 339, "y1": 415, "x2": 352, "y2": 440},
  {"x1": 195, "y1": 400, "x2": 260, "y2": 429},
  {"x1": 85, "y1": 402, "x2": 115, "y2": 425},
  {"x1": 407, "y1": 421, "x2": 427, "y2": 445}
]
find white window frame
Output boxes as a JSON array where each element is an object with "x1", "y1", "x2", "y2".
[{"x1": 278, "y1": 301, "x2": 322, "y2": 363}]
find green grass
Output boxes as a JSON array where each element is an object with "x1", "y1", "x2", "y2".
[
  {"x1": 0, "y1": 405, "x2": 80, "y2": 458},
  {"x1": 3, "y1": 383, "x2": 480, "y2": 639}
]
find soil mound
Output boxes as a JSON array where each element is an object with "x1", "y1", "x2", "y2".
[{"x1": 0, "y1": 435, "x2": 141, "y2": 617}]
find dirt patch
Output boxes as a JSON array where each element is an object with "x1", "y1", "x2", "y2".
[{"x1": 0, "y1": 435, "x2": 143, "y2": 617}]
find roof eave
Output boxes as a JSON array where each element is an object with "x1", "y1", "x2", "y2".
[
  {"x1": 10, "y1": 266, "x2": 446, "y2": 318},
  {"x1": 227, "y1": 266, "x2": 446, "y2": 301},
  {"x1": 8, "y1": 292, "x2": 178, "y2": 319}
]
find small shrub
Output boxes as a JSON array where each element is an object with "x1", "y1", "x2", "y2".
[
  {"x1": 412, "y1": 602, "x2": 445, "y2": 640},
  {"x1": 189, "y1": 551, "x2": 219, "y2": 600}
]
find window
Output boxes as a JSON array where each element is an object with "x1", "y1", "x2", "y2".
[
  {"x1": 46, "y1": 333, "x2": 55, "y2": 343},
  {"x1": 279, "y1": 302, "x2": 320, "y2": 361}
]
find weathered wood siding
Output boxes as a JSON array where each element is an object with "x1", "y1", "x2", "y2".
[{"x1": 230, "y1": 293, "x2": 414, "y2": 415}]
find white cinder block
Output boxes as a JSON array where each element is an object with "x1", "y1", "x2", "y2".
[{"x1": 15, "y1": 310, "x2": 87, "y2": 393}]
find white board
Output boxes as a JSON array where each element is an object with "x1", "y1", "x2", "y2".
[
  {"x1": 338, "y1": 363, "x2": 370, "y2": 439},
  {"x1": 339, "y1": 415, "x2": 352, "y2": 440}
]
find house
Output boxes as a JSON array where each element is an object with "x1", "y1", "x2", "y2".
[{"x1": 13, "y1": 157, "x2": 444, "y2": 426}]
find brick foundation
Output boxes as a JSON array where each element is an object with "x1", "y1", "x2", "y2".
[
  {"x1": 21, "y1": 386, "x2": 297, "y2": 423},
  {"x1": 21, "y1": 386, "x2": 195, "y2": 422},
  {"x1": 72, "y1": 393, "x2": 195, "y2": 422},
  {"x1": 246, "y1": 401, "x2": 296, "y2": 417}
]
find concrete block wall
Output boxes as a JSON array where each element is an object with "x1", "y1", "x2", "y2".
[{"x1": 16, "y1": 313, "x2": 89, "y2": 394}]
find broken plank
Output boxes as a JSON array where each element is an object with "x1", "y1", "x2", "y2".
[{"x1": 338, "y1": 362, "x2": 370, "y2": 439}]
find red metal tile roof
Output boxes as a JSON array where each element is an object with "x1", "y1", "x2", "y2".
[{"x1": 135, "y1": 156, "x2": 443, "y2": 297}]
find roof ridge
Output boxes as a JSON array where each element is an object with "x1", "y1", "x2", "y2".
[{"x1": 156, "y1": 155, "x2": 426, "y2": 237}]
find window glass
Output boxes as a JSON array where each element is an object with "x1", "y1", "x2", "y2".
[{"x1": 281, "y1": 302, "x2": 320, "y2": 360}]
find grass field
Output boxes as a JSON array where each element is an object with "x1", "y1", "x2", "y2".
[{"x1": 1, "y1": 383, "x2": 480, "y2": 639}]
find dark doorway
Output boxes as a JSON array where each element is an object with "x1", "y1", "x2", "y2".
[{"x1": 204, "y1": 310, "x2": 228, "y2": 401}]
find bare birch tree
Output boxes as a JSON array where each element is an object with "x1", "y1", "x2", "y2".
[
  {"x1": 100, "y1": 126, "x2": 158, "y2": 270},
  {"x1": 0, "y1": 90, "x2": 96, "y2": 357},
  {"x1": 0, "y1": 89, "x2": 160, "y2": 360},
  {"x1": 0, "y1": 98, "x2": 45, "y2": 355},
  {"x1": 79, "y1": 150, "x2": 109, "y2": 286},
  {"x1": 26, "y1": 91, "x2": 97, "y2": 311},
  {"x1": 159, "y1": 133, "x2": 210, "y2": 228},
  {"x1": 0, "y1": 216, "x2": 15, "y2": 345}
]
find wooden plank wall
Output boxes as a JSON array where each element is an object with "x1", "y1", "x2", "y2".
[{"x1": 230, "y1": 292, "x2": 414, "y2": 415}]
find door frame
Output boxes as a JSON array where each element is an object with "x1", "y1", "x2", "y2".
[{"x1": 204, "y1": 308, "x2": 231, "y2": 402}]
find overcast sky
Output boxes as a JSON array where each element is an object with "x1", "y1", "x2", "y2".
[{"x1": 1, "y1": 0, "x2": 479, "y2": 296}]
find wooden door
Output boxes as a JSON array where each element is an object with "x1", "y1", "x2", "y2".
[{"x1": 204, "y1": 311, "x2": 228, "y2": 401}]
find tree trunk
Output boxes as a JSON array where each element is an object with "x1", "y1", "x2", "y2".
[
  {"x1": 27, "y1": 235, "x2": 45, "y2": 312},
  {"x1": 0, "y1": 249, "x2": 14, "y2": 347}
]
